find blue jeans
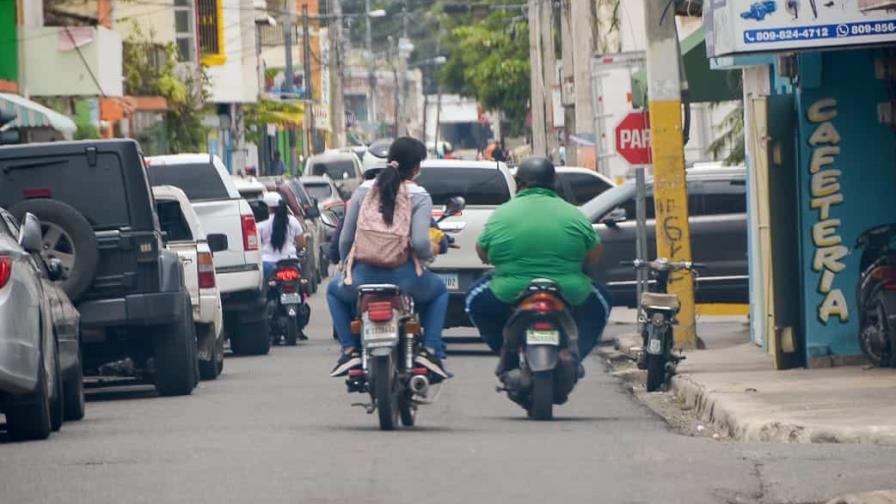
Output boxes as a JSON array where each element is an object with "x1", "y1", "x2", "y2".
[
  {"x1": 263, "y1": 261, "x2": 277, "y2": 279},
  {"x1": 465, "y1": 278, "x2": 612, "y2": 359},
  {"x1": 327, "y1": 261, "x2": 449, "y2": 358}
]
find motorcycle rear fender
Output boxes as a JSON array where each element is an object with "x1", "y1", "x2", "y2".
[
  {"x1": 368, "y1": 345, "x2": 395, "y2": 357},
  {"x1": 526, "y1": 345, "x2": 559, "y2": 372}
]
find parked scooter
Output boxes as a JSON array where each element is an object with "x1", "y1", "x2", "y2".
[
  {"x1": 266, "y1": 257, "x2": 310, "y2": 346},
  {"x1": 345, "y1": 197, "x2": 465, "y2": 430},
  {"x1": 624, "y1": 258, "x2": 704, "y2": 392},
  {"x1": 496, "y1": 279, "x2": 580, "y2": 421},
  {"x1": 856, "y1": 224, "x2": 896, "y2": 367}
]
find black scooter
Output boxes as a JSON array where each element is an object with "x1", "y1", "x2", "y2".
[
  {"x1": 267, "y1": 258, "x2": 310, "y2": 346},
  {"x1": 497, "y1": 279, "x2": 579, "y2": 421}
]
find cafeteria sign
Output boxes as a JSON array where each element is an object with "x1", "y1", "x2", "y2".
[{"x1": 704, "y1": 0, "x2": 896, "y2": 57}]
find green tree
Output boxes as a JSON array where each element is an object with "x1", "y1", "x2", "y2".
[
  {"x1": 122, "y1": 24, "x2": 209, "y2": 154},
  {"x1": 439, "y1": 10, "x2": 530, "y2": 135}
]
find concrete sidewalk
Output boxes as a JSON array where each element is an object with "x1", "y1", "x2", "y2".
[{"x1": 605, "y1": 315, "x2": 896, "y2": 445}]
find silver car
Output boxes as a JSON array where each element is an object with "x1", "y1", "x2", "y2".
[
  {"x1": 416, "y1": 160, "x2": 517, "y2": 329},
  {"x1": 0, "y1": 209, "x2": 83, "y2": 441}
]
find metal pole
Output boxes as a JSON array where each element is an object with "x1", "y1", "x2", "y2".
[
  {"x1": 283, "y1": 3, "x2": 297, "y2": 173},
  {"x1": 644, "y1": 0, "x2": 696, "y2": 348},
  {"x1": 365, "y1": 0, "x2": 376, "y2": 139},
  {"x1": 330, "y1": 0, "x2": 347, "y2": 147},
  {"x1": 302, "y1": 5, "x2": 315, "y2": 155},
  {"x1": 635, "y1": 166, "x2": 648, "y2": 324}
]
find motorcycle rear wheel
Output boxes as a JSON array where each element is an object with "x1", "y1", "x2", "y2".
[
  {"x1": 373, "y1": 355, "x2": 399, "y2": 430},
  {"x1": 399, "y1": 393, "x2": 416, "y2": 427},
  {"x1": 529, "y1": 371, "x2": 554, "y2": 421},
  {"x1": 285, "y1": 317, "x2": 299, "y2": 346},
  {"x1": 859, "y1": 293, "x2": 893, "y2": 367},
  {"x1": 645, "y1": 353, "x2": 667, "y2": 392}
]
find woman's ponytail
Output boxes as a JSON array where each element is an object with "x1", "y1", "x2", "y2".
[
  {"x1": 375, "y1": 137, "x2": 427, "y2": 225},
  {"x1": 270, "y1": 200, "x2": 288, "y2": 251}
]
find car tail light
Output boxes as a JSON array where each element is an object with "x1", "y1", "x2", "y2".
[
  {"x1": 532, "y1": 321, "x2": 555, "y2": 330},
  {"x1": 0, "y1": 256, "x2": 11, "y2": 289},
  {"x1": 275, "y1": 267, "x2": 300, "y2": 282},
  {"x1": 366, "y1": 301, "x2": 394, "y2": 322},
  {"x1": 872, "y1": 266, "x2": 896, "y2": 290},
  {"x1": 197, "y1": 251, "x2": 216, "y2": 289},
  {"x1": 24, "y1": 187, "x2": 51, "y2": 199},
  {"x1": 241, "y1": 214, "x2": 258, "y2": 251},
  {"x1": 520, "y1": 292, "x2": 563, "y2": 313}
]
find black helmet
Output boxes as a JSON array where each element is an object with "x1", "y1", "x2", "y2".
[{"x1": 516, "y1": 157, "x2": 556, "y2": 189}]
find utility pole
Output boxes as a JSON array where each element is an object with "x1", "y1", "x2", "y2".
[
  {"x1": 365, "y1": 0, "x2": 376, "y2": 140},
  {"x1": 559, "y1": 0, "x2": 576, "y2": 165},
  {"x1": 330, "y1": 0, "x2": 347, "y2": 147},
  {"x1": 283, "y1": 2, "x2": 298, "y2": 173},
  {"x1": 302, "y1": 4, "x2": 315, "y2": 155},
  {"x1": 527, "y1": 0, "x2": 547, "y2": 156},
  {"x1": 643, "y1": 1, "x2": 697, "y2": 348},
  {"x1": 539, "y1": 0, "x2": 559, "y2": 161}
]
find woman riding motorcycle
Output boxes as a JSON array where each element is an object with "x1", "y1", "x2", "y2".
[
  {"x1": 258, "y1": 192, "x2": 305, "y2": 279},
  {"x1": 327, "y1": 137, "x2": 450, "y2": 380}
]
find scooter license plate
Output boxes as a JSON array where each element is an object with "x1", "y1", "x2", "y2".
[
  {"x1": 280, "y1": 293, "x2": 301, "y2": 305},
  {"x1": 526, "y1": 329, "x2": 560, "y2": 345},
  {"x1": 647, "y1": 338, "x2": 663, "y2": 355},
  {"x1": 363, "y1": 321, "x2": 398, "y2": 342}
]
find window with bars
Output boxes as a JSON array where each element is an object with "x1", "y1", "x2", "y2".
[
  {"x1": 173, "y1": 0, "x2": 195, "y2": 62},
  {"x1": 197, "y1": 0, "x2": 225, "y2": 66}
]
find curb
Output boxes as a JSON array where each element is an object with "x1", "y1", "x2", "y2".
[
  {"x1": 670, "y1": 373, "x2": 896, "y2": 445},
  {"x1": 825, "y1": 490, "x2": 896, "y2": 504}
]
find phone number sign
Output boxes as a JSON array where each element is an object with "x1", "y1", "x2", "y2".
[{"x1": 705, "y1": 1, "x2": 896, "y2": 57}]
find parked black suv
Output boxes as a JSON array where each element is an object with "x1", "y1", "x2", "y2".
[
  {"x1": 0, "y1": 140, "x2": 198, "y2": 396},
  {"x1": 581, "y1": 167, "x2": 748, "y2": 307}
]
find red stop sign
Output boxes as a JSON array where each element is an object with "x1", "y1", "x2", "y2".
[{"x1": 615, "y1": 111, "x2": 652, "y2": 166}]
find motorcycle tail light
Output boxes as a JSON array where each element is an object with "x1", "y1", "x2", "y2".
[
  {"x1": 0, "y1": 256, "x2": 11, "y2": 289},
  {"x1": 405, "y1": 320, "x2": 421, "y2": 335},
  {"x1": 872, "y1": 266, "x2": 896, "y2": 289},
  {"x1": 241, "y1": 214, "x2": 258, "y2": 251},
  {"x1": 197, "y1": 251, "x2": 216, "y2": 289},
  {"x1": 275, "y1": 268, "x2": 300, "y2": 282},
  {"x1": 367, "y1": 301, "x2": 394, "y2": 322},
  {"x1": 520, "y1": 292, "x2": 562, "y2": 313},
  {"x1": 532, "y1": 321, "x2": 554, "y2": 330}
]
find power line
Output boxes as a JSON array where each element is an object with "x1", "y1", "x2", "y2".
[{"x1": 62, "y1": 26, "x2": 106, "y2": 96}]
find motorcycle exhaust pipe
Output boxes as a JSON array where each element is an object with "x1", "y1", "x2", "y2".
[{"x1": 410, "y1": 375, "x2": 429, "y2": 396}]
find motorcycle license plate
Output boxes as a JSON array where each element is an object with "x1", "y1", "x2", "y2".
[
  {"x1": 647, "y1": 338, "x2": 663, "y2": 355},
  {"x1": 363, "y1": 321, "x2": 398, "y2": 341},
  {"x1": 280, "y1": 293, "x2": 301, "y2": 305},
  {"x1": 526, "y1": 329, "x2": 560, "y2": 345}
]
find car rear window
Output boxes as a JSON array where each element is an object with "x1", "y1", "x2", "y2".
[
  {"x1": 156, "y1": 200, "x2": 194, "y2": 241},
  {"x1": 148, "y1": 163, "x2": 230, "y2": 201},
  {"x1": 309, "y1": 160, "x2": 356, "y2": 180},
  {"x1": 304, "y1": 183, "x2": 333, "y2": 201},
  {"x1": 0, "y1": 153, "x2": 132, "y2": 228},
  {"x1": 416, "y1": 167, "x2": 511, "y2": 206}
]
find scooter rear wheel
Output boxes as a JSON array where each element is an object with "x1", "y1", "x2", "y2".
[
  {"x1": 529, "y1": 371, "x2": 554, "y2": 421},
  {"x1": 285, "y1": 317, "x2": 299, "y2": 346},
  {"x1": 645, "y1": 353, "x2": 667, "y2": 392}
]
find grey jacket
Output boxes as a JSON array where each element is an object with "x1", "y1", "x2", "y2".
[{"x1": 339, "y1": 179, "x2": 434, "y2": 263}]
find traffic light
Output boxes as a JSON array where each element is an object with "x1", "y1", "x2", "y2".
[{"x1": 0, "y1": 110, "x2": 21, "y2": 145}]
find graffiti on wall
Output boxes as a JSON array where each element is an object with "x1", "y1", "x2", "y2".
[{"x1": 807, "y1": 97, "x2": 849, "y2": 324}]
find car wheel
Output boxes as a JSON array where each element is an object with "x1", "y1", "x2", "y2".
[
  {"x1": 6, "y1": 353, "x2": 52, "y2": 441},
  {"x1": 197, "y1": 324, "x2": 222, "y2": 380},
  {"x1": 10, "y1": 199, "x2": 99, "y2": 302},
  {"x1": 154, "y1": 296, "x2": 197, "y2": 396},
  {"x1": 63, "y1": 353, "x2": 86, "y2": 421},
  {"x1": 49, "y1": 343, "x2": 64, "y2": 432}
]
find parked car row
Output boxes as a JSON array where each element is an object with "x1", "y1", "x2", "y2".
[{"x1": 0, "y1": 139, "x2": 341, "y2": 442}]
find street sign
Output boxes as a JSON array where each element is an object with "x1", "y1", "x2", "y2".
[{"x1": 614, "y1": 111, "x2": 651, "y2": 166}]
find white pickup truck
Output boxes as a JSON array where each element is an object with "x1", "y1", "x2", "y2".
[
  {"x1": 147, "y1": 155, "x2": 270, "y2": 356},
  {"x1": 153, "y1": 186, "x2": 227, "y2": 380}
]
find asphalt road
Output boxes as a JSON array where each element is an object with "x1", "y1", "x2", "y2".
[{"x1": 2, "y1": 289, "x2": 896, "y2": 504}]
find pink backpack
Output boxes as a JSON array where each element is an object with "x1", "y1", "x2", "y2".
[{"x1": 345, "y1": 183, "x2": 415, "y2": 282}]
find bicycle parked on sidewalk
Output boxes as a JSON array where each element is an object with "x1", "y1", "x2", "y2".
[{"x1": 623, "y1": 258, "x2": 705, "y2": 392}]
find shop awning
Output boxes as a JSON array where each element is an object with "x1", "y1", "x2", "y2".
[
  {"x1": 632, "y1": 27, "x2": 743, "y2": 108},
  {"x1": 0, "y1": 92, "x2": 77, "y2": 135}
]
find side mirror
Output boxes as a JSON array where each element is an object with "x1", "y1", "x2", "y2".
[
  {"x1": 248, "y1": 200, "x2": 269, "y2": 222},
  {"x1": 444, "y1": 196, "x2": 466, "y2": 217},
  {"x1": 207, "y1": 233, "x2": 228, "y2": 253},
  {"x1": 600, "y1": 207, "x2": 627, "y2": 228},
  {"x1": 18, "y1": 213, "x2": 43, "y2": 254},
  {"x1": 319, "y1": 210, "x2": 337, "y2": 228},
  {"x1": 47, "y1": 258, "x2": 66, "y2": 282}
]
